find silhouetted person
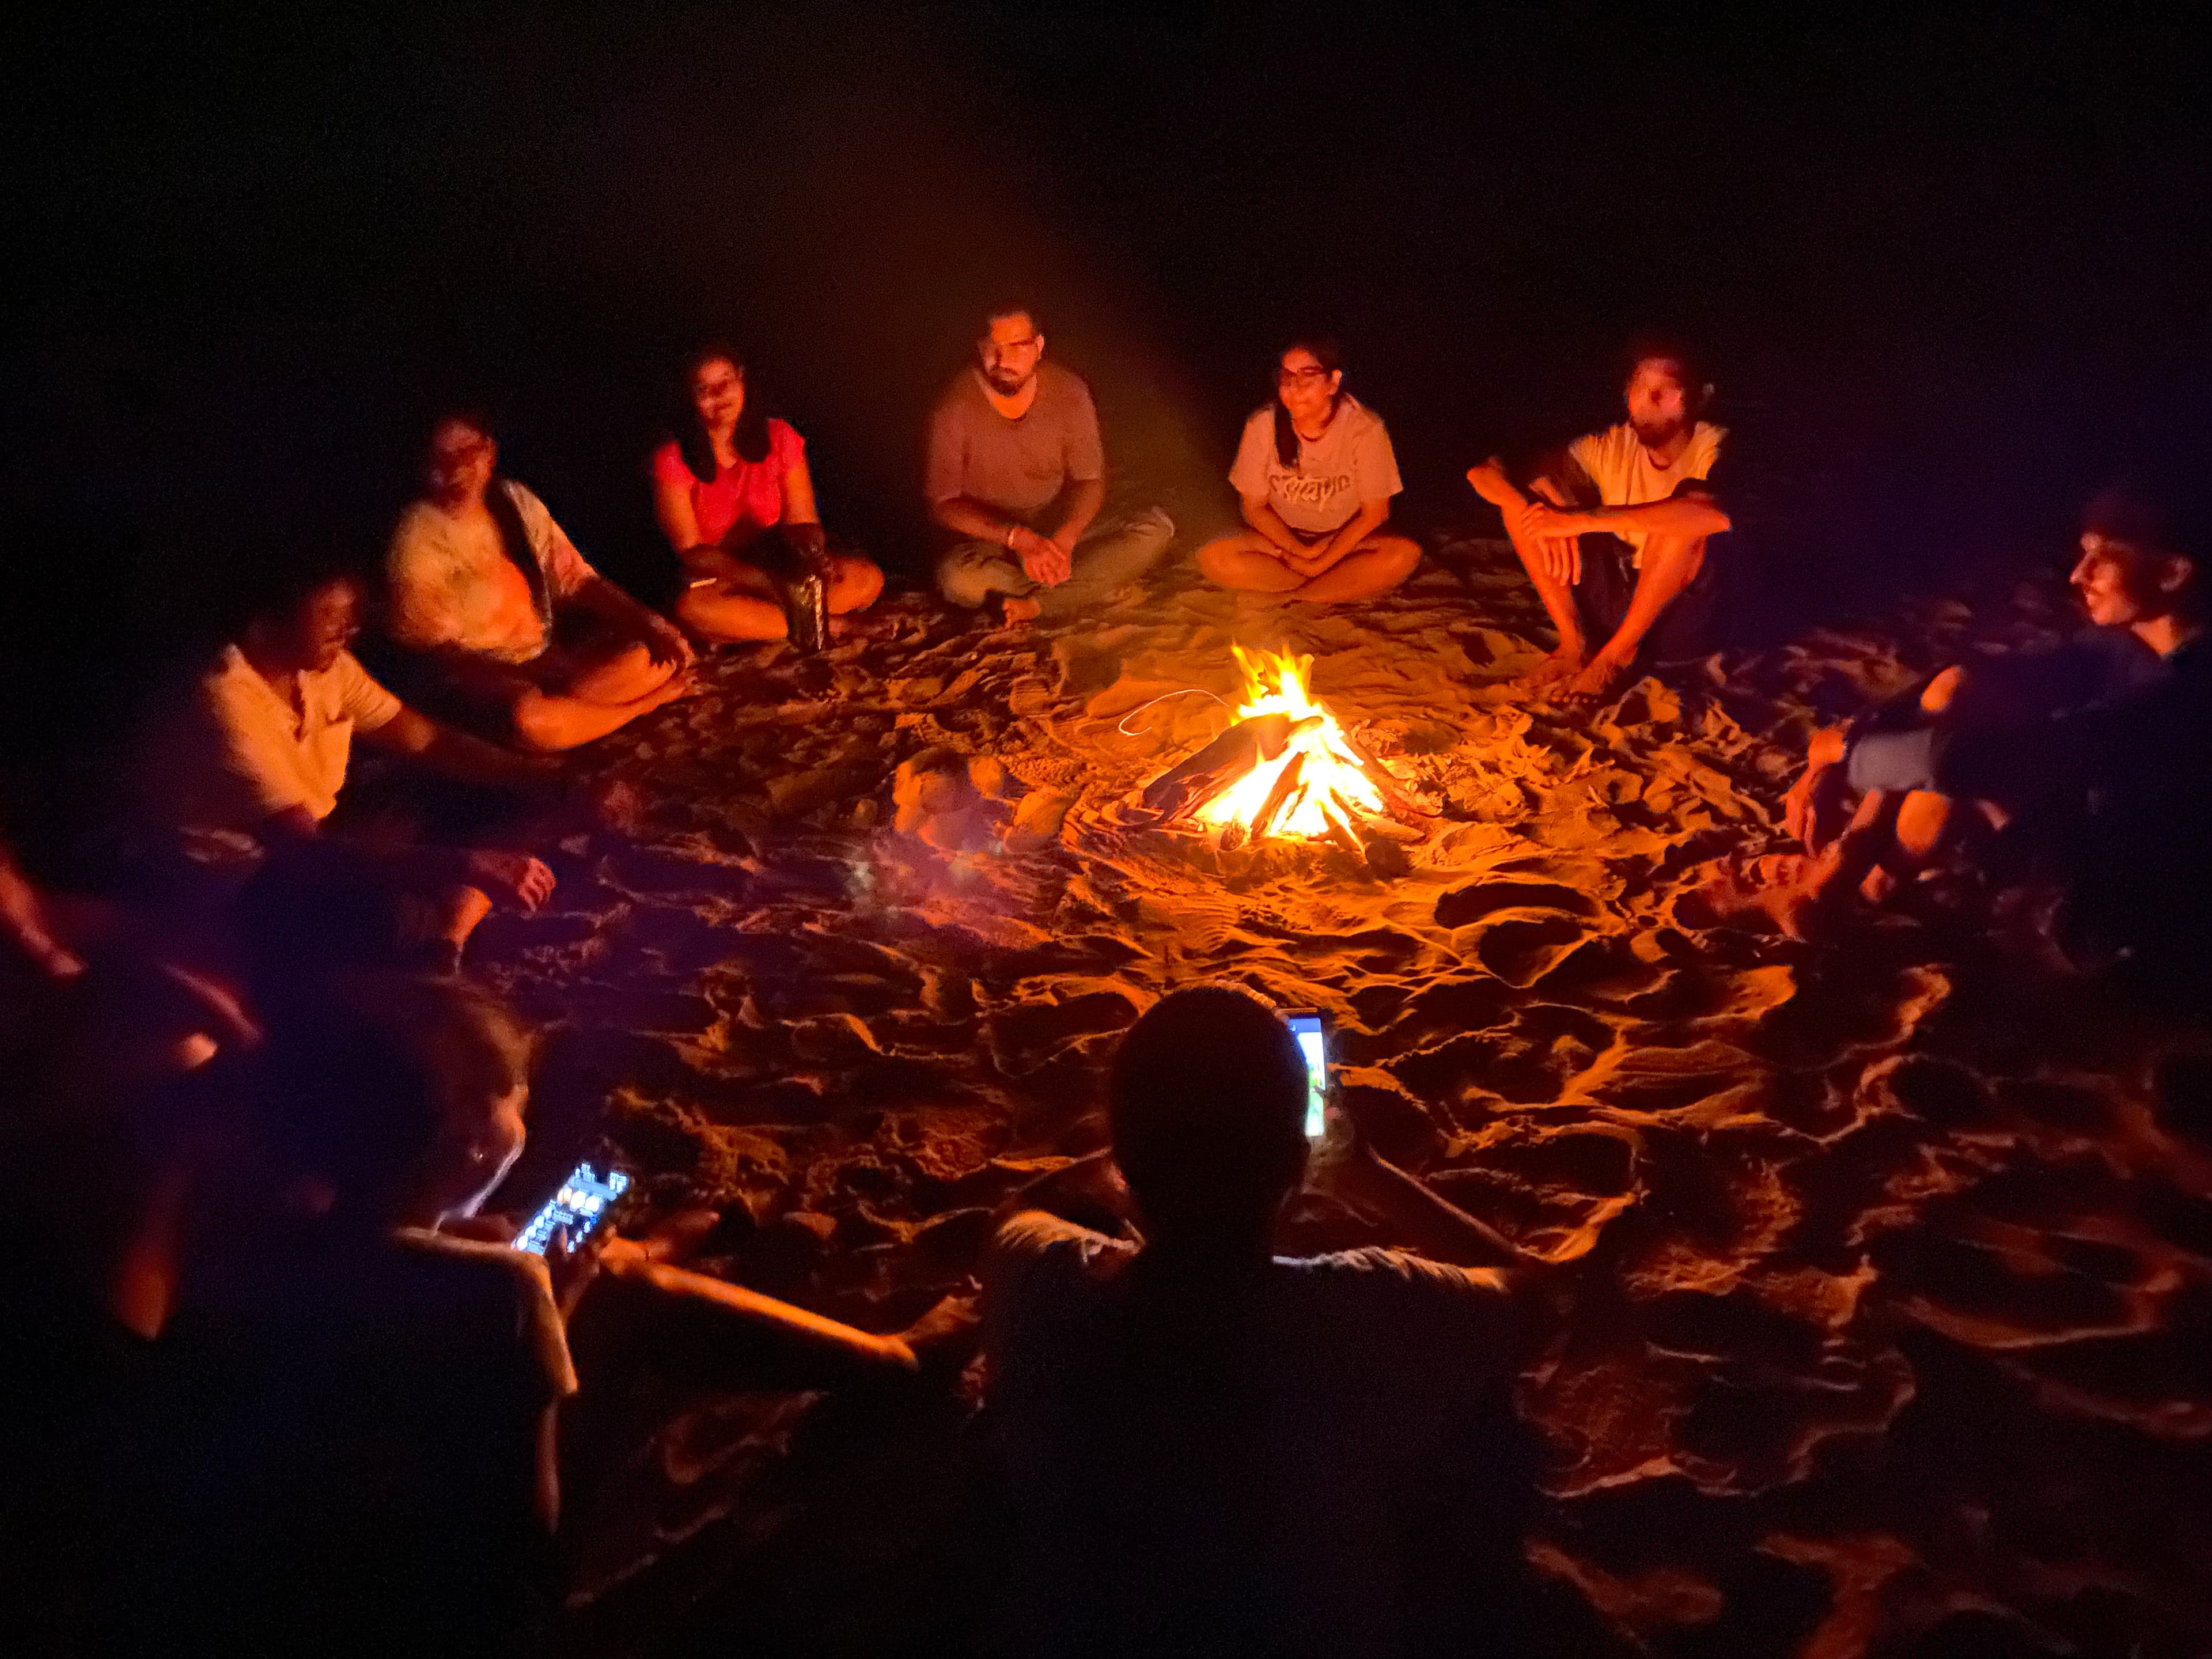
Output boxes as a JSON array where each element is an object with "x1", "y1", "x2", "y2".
[
  {"x1": 1197, "y1": 338, "x2": 1422, "y2": 604},
  {"x1": 387, "y1": 409, "x2": 694, "y2": 750},
  {"x1": 121, "y1": 974, "x2": 576, "y2": 1654},
  {"x1": 983, "y1": 983, "x2": 1548, "y2": 1658},
  {"x1": 927, "y1": 302, "x2": 1175, "y2": 626},
  {"x1": 1741, "y1": 483, "x2": 2210, "y2": 965},
  {"x1": 653, "y1": 343, "x2": 884, "y2": 643},
  {"x1": 1468, "y1": 341, "x2": 1733, "y2": 702}
]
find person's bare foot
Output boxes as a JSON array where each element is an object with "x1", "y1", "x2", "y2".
[
  {"x1": 1561, "y1": 650, "x2": 1633, "y2": 704},
  {"x1": 646, "y1": 669, "x2": 697, "y2": 709},
  {"x1": 1690, "y1": 854, "x2": 1837, "y2": 941},
  {"x1": 1516, "y1": 645, "x2": 1583, "y2": 692},
  {"x1": 1002, "y1": 596, "x2": 1043, "y2": 627}
]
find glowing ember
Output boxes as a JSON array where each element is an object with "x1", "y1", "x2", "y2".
[{"x1": 1195, "y1": 645, "x2": 1387, "y2": 842}]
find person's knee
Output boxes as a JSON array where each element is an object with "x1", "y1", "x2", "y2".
[
  {"x1": 1642, "y1": 533, "x2": 1708, "y2": 582},
  {"x1": 1921, "y1": 665, "x2": 1968, "y2": 716},
  {"x1": 1195, "y1": 534, "x2": 1257, "y2": 586},
  {"x1": 935, "y1": 548, "x2": 1002, "y2": 609},
  {"x1": 509, "y1": 690, "x2": 571, "y2": 753},
  {"x1": 1372, "y1": 536, "x2": 1422, "y2": 583},
  {"x1": 832, "y1": 556, "x2": 884, "y2": 611},
  {"x1": 1894, "y1": 789, "x2": 1955, "y2": 857}
]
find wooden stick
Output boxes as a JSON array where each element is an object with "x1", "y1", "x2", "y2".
[{"x1": 1247, "y1": 751, "x2": 1308, "y2": 843}]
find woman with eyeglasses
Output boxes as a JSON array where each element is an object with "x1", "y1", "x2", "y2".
[{"x1": 1196, "y1": 338, "x2": 1421, "y2": 603}]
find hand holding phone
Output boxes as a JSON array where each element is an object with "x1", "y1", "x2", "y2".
[{"x1": 514, "y1": 1161, "x2": 631, "y2": 1255}]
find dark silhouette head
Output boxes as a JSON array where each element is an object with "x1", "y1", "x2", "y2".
[{"x1": 1108, "y1": 983, "x2": 1310, "y2": 1253}]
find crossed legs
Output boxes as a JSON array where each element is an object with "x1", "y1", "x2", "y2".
[
  {"x1": 508, "y1": 639, "x2": 689, "y2": 752},
  {"x1": 1196, "y1": 529, "x2": 1422, "y2": 604},
  {"x1": 1503, "y1": 512, "x2": 1709, "y2": 700},
  {"x1": 675, "y1": 554, "x2": 885, "y2": 644}
]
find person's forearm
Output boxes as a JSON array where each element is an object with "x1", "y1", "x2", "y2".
[
  {"x1": 421, "y1": 726, "x2": 560, "y2": 793},
  {"x1": 1050, "y1": 479, "x2": 1107, "y2": 549},
  {"x1": 607, "y1": 1253, "x2": 917, "y2": 1369},
  {"x1": 932, "y1": 497, "x2": 1022, "y2": 544},
  {"x1": 575, "y1": 575, "x2": 667, "y2": 639},
  {"x1": 1341, "y1": 1150, "x2": 1531, "y2": 1269},
  {"x1": 1579, "y1": 496, "x2": 1730, "y2": 539},
  {"x1": 1242, "y1": 499, "x2": 1310, "y2": 558},
  {"x1": 1316, "y1": 503, "x2": 1390, "y2": 570}
]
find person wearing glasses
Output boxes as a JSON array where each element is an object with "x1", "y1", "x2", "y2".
[
  {"x1": 387, "y1": 410, "x2": 694, "y2": 752},
  {"x1": 1195, "y1": 338, "x2": 1421, "y2": 604},
  {"x1": 927, "y1": 302, "x2": 1175, "y2": 626}
]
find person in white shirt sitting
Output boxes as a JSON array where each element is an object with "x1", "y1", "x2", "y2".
[
  {"x1": 1197, "y1": 338, "x2": 1422, "y2": 604},
  {"x1": 139, "y1": 552, "x2": 562, "y2": 975},
  {"x1": 1468, "y1": 340, "x2": 1733, "y2": 702}
]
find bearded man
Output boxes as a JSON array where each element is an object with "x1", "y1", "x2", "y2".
[
  {"x1": 926, "y1": 302, "x2": 1175, "y2": 626},
  {"x1": 1467, "y1": 340, "x2": 1733, "y2": 701}
]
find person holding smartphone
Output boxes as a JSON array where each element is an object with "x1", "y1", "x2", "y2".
[{"x1": 982, "y1": 983, "x2": 1567, "y2": 1658}]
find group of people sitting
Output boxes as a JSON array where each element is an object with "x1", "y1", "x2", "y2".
[{"x1": 2, "y1": 293, "x2": 2205, "y2": 1650}]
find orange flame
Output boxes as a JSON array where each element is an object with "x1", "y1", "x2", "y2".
[{"x1": 1195, "y1": 645, "x2": 1385, "y2": 841}]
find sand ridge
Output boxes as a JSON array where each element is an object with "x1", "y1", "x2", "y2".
[{"x1": 468, "y1": 541, "x2": 2212, "y2": 1657}]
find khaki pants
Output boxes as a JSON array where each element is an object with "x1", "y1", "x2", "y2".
[{"x1": 935, "y1": 506, "x2": 1176, "y2": 620}]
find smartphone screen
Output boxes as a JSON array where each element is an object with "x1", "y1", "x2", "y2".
[
  {"x1": 513, "y1": 1161, "x2": 631, "y2": 1255},
  {"x1": 1285, "y1": 1012, "x2": 1327, "y2": 1139}
]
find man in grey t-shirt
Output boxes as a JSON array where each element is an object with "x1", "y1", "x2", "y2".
[{"x1": 925, "y1": 304, "x2": 1175, "y2": 624}]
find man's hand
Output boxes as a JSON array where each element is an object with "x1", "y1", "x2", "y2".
[
  {"x1": 464, "y1": 850, "x2": 557, "y2": 911},
  {"x1": 1012, "y1": 526, "x2": 1072, "y2": 587},
  {"x1": 1517, "y1": 500, "x2": 1584, "y2": 585},
  {"x1": 1783, "y1": 729, "x2": 1852, "y2": 851}
]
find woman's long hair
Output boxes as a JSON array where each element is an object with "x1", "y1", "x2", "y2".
[
  {"x1": 1272, "y1": 336, "x2": 1345, "y2": 469},
  {"x1": 676, "y1": 343, "x2": 772, "y2": 479}
]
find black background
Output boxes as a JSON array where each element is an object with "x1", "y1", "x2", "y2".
[{"x1": 3, "y1": 6, "x2": 2207, "y2": 806}]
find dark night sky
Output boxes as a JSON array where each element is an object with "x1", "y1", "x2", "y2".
[{"x1": 2, "y1": 7, "x2": 2208, "y2": 770}]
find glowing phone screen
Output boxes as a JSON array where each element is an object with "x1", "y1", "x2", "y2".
[
  {"x1": 1286, "y1": 1013, "x2": 1327, "y2": 1139},
  {"x1": 513, "y1": 1162, "x2": 631, "y2": 1255}
]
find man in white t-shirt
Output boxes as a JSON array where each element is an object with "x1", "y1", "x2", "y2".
[
  {"x1": 1468, "y1": 343, "x2": 1733, "y2": 702},
  {"x1": 1199, "y1": 339, "x2": 1422, "y2": 604},
  {"x1": 141, "y1": 560, "x2": 563, "y2": 972},
  {"x1": 982, "y1": 984, "x2": 1553, "y2": 1657}
]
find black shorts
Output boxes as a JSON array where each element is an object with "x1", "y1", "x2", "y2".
[{"x1": 1572, "y1": 532, "x2": 1723, "y2": 668}]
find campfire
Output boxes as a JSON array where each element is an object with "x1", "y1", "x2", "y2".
[{"x1": 1134, "y1": 645, "x2": 1429, "y2": 855}]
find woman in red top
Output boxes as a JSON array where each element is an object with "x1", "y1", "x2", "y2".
[{"x1": 653, "y1": 346, "x2": 884, "y2": 643}]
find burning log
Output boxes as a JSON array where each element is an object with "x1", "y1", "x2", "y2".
[
  {"x1": 1139, "y1": 711, "x2": 1315, "y2": 826},
  {"x1": 1247, "y1": 751, "x2": 1308, "y2": 843}
]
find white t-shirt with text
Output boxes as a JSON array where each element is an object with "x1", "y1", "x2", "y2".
[
  {"x1": 1229, "y1": 396, "x2": 1404, "y2": 536},
  {"x1": 1565, "y1": 419, "x2": 1726, "y2": 566}
]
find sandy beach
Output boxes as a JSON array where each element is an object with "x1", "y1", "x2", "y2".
[{"x1": 460, "y1": 537, "x2": 2212, "y2": 1657}]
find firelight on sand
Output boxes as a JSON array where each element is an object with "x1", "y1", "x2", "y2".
[{"x1": 1195, "y1": 645, "x2": 1387, "y2": 843}]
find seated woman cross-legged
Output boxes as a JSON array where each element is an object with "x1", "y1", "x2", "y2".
[
  {"x1": 1196, "y1": 338, "x2": 1421, "y2": 604},
  {"x1": 653, "y1": 344, "x2": 883, "y2": 644},
  {"x1": 387, "y1": 410, "x2": 695, "y2": 753}
]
